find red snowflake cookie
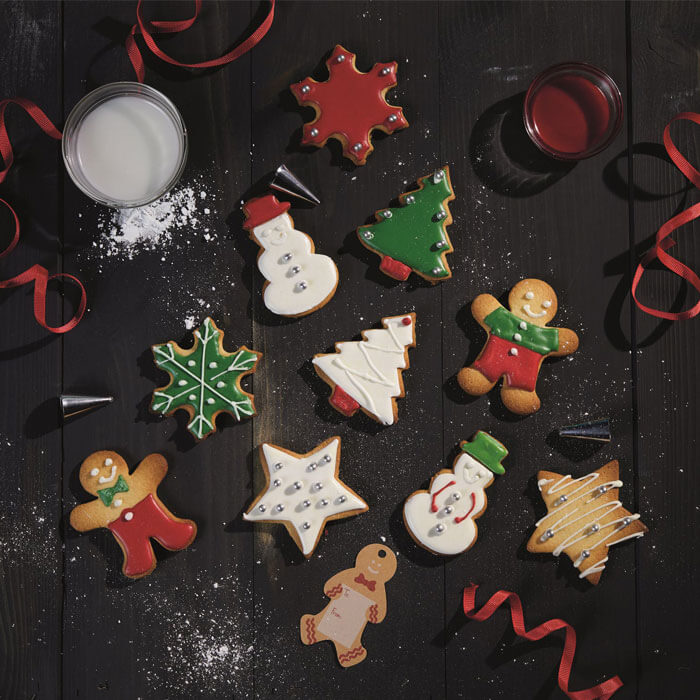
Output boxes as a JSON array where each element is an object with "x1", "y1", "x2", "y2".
[{"x1": 290, "y1": 44, "x2": 409, "y2": 166}]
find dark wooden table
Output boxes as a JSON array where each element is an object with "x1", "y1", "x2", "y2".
[{"x1": 1, "y1": 1, "x2": 698, "y2": 698}]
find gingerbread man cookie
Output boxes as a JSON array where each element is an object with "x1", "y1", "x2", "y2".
[
  {"x1": 290, "y1": 44, "x2": 408, "y2": 166},
  {"x1": 69, "y1": 451, "x2": 197, "y2": 579},
  {"x1": 300, "y1": 543, "x2": 397, "y2": 667},
  {"x1": 457, "y1": 279, "x2": 579, "y2": 415}
]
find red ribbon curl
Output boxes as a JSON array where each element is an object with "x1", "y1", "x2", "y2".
[
  {"x1": 632, "y1": 111, "x2": 700, "y2": 320},
  {"x1": 0, "y1": 101, "x2": 86, "y2": 334},
  {"x1": 462, "y1": 584, "x2": 623, "y2": 700},
  {"x1": 126, "y1": 0, "x2": 276, "y2": 83}
]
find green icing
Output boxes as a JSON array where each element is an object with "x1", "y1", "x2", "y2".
[
  {"x1": 357, "y1": 168, "x2": 454, "y2": 278},
  {"x1": 484, "y1": 307, "x2": 559, "y2": 355},
  {"x1": 461, "y1": 431, "x2": 508, "y2": 475},
  {"x1": 97, "y1": 475, "x2": 129, "y2": 506},
  {"x1": 151, "y1": 317, "x2": 260, "y2": 440}
]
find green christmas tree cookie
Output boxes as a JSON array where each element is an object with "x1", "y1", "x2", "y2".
[
  {"x1": 151, "y1": 317, "x2": 261, "y2": 441},
  {"x1": 357, "y1": 166, "x2": 456, "y2": 283}
]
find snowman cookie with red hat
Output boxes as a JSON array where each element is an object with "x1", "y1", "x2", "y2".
[{"x1": 242, "y1": 194, "x2": 339, "y2": 317}]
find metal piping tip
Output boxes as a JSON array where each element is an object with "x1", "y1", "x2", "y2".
[
  {"x1": 557, "y1": 419, "x2": 611, "y2": 443},
  {"x1": 269, "y1": 164, "x2": 321, "y2": 205},
  {"x1": 60, "y1": 394, "x2": 114, "y2": 419}
]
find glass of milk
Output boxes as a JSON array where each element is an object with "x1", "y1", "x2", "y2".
[{"x1": 62, "y1": 82, "x2": 188, "y2": 208}]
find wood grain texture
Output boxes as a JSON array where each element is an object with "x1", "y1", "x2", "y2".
[{"x1": 0, "y1": 0, "x2": 698, "y2": 698}]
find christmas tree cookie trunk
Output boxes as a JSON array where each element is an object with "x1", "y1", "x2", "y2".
[
  {"x1": 357, "y1": 167, "x2": 455, "y2": 283},
  {"x1": 242, "y1": 194, "x2": 339, "y2": 317},
  {"x1": 403, "y1": 431, "x2": 508, "y2": 556},
  {"x1": 312, "y1": 313, "x2": 416, "y2": 426}
]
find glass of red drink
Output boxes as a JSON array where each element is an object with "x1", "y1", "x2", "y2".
[{"x1": 523, "y1": 62, "x2": 623, "y2": 160}]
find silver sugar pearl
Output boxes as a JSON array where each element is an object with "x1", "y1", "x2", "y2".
[
  {"x1": 381, "y1": 67, "x2": 392, "y2": 75},
  {"x1": 291, "y1": 265, "x2": 301, "y2": 274},
  {"x1": 598, "y1": 485, "x2": 608, "y2": 495},
  {"x1": 622, "y1": 517, "x2": 632, "y2": 527},
  {"x1": 307, "y1": 462, "x2": 317, "y2": 471},
  {"x1": 296, "y1": 280, "x2": 308, "y2": 290},
  {"x1": 444, "y1": 505, "x2": 453, "y2": 514},
  {"x1": 353, "y1": 142, "x2": 362, "y2": 152},
  {"x1": 258, "y1": 504, "x2": 266, "y2": 513},
  {"x1": 302, "y1": 499, "x2": 311, "y2": 508},
  {"x1": 554, "y1": 495, "x2": 568, "y2": 506},
  {"x1": 310, "y1": 127, "x2": 319, "y2": 137},
  {"x1": 314, "y1": 482, "x2": 323, "y2": 491},
  {"x1": 362, "y1": 230, "x2": 373, "y2": 239},
  {"x1": 336, "y1": 54, "x2": 345, "y2": 63},
  {"x1": 275, "y1": 504, "x2": 285, "y2": 512},
  {"x1": 590, "y1": 523, "x2": 600, "y2": 533},
  {"x1": 323, "y1": 455, "x2": 332, "y2": 463},
  {"x1": 435, "y1": 523, "x2": 445, "y2": 533},
  {"x1": 542, "y1": 528, "x2": 554, "y2": 541},
  {"x1": 273, "y1": 479, "x2": 282, "y2": 487},
  {"x1": 320, "y1": 498, "x2": 329, "y2": 506},
  {"x1": 302, "y1": 521, "x2": 311, "y2": 530},
  {"x1": 301, "y1": 85, "x2": 310, "y2": 94},
  {"x1": 452, "y1": 492, "x2": 461, "y2": 501},
  {"x1": 282, "y1": 252, "x2": 293, "y2": 262},
  {"x1": 274, "y1": 462, "x2": 283, "y2": 470},
  {"x1": 387, "y1": 113, "x2": 397, "y2": 122},
  {"x1": 405, "y1": 195, "x2": 415, "y2": 204},
  {"x1": 581, "y1": 549, "x2": 590, "y2": 559},
  {"x1": 294, "y1": 481, "x2": 303, "y2": 490},
  {"x1": 435, "y1": 210, "x2": 447, "y2": 220},
  {"x1": 432, "y1": 267, "x2": 441, "y2": 275},
  {"x1": 433, "y1": 170, "x2": 444, "y2": 182},
  {"x1": 381, "y1": 210, "x2": 392, "y2": 218},
  {"x1": 435, "y1": 240, "x2": 446, "y2": 249},
  {"x1": 338, "y1": 495, "x2": 347, "y2": 503}
]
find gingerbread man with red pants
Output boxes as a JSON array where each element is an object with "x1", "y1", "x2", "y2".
[
  {"x1": 457, "y1": 279, "x2": 579, "y2": 415},
  {"x1": 70, "y1": 451, "x2": 197, "y2": 579},
  {"x1": 300, "y1": 543, "x2": 397, "y2": 667}
]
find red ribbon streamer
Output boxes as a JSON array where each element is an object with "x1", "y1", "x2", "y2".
[
  {"x1": 462, "y1": 585, "x2": 623, "y2": 700},
  {"x1": 0, "y1": 100, "x2": 86, "y2": 334},
  {"x1": 632, "y1": 111, "x2": 700, "y2": 320},
  {"x1": 126, "y1": 0, "x2": 276, "y2": 83}
]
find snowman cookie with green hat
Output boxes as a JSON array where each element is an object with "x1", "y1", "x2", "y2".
[{"x1": 403, "y1": 431, "x2": 508, "y2": 556}]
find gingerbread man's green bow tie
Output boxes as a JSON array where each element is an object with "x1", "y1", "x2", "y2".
[{"x1": 97, "y1": 475, "x2": 129, "y2": 506}]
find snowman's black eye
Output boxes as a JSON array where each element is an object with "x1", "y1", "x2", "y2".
[{"x1": 378, "y1": 549, "x2": 387, "y2": 558}]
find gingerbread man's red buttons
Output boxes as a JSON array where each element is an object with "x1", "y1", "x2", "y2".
[{"x1": 290, "y1": 45, "x2": 409, "y2": 166}]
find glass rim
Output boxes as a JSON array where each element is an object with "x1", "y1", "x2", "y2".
[
  {"x1": 62, "y1": 81, "x2": 188, "y2": 208},
  {"x1": 523, "y1": 61, "x2": 623, "y2": 161}
]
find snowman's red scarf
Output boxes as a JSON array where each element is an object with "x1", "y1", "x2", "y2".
[{"x1": 462, "y1": 584, "x2": 622, "y2": 700}]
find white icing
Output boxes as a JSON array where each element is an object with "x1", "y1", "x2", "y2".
[
  {"x1": 522, "y1": 303, "x2": 547, "y2": 318},
  {"x1": 312, "y1": 315, "x2": 415, "y2": 425},
  {"x1": 525, "y1": 291, "x2": 535, "y2": 300},
  {"x1": 243, "y1": 439, "x2": 367, "y2": 556},
  {"x1": 104, "y1": 458, "x2": 113, "y2": 467},
  {"x1": 124, "y1": 512, "x2": 133, "y2": 521},
  {"x1": 251, "y1": 213, "x2": 338, "y2": 317},
  {"x1": 113, "y1": 499, "x2": 123, "y2": 507},
  {"x1": 90, "y1": 468, "x2": 99, "y2": 477},
  {"x1": 403, "y1": 453, "x2": 494, "y2": 556},
  {"x1": 535, "y1": 471, "x2": 644, "y2": 579},
  {"x1": 98, "y1": 465, "x2": 117, "y2": 484}
]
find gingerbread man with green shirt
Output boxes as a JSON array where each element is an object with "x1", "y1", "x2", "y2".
[{"x1": 457, "y1": 279, "x2": 579, "y2": 415}]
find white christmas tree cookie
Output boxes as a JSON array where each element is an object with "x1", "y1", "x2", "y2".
[
  {"x1": 403, "y1": 431, "x2": 508, "y2": 556},
  {"x1": 243, "y1": 194, "x2": 338, "y2": 317},
  {"x1": 312, "y1": 313, "x2": 416, "y2": 425},
  {"x1": 527, "y1": 460, "x2": 647, "y2": 585}
]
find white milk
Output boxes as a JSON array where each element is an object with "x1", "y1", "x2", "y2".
[{"x1": 74, "y1": 95, "x2": 182, "y2": 204}]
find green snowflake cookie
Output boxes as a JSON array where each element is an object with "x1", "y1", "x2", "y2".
[{"x1": 151, "y1": 317, "x2": 261, "y2": 440}]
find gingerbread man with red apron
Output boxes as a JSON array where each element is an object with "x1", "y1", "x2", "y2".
[
  {"x1": 69, "y1": 451, "x2": 197, "y2": 579},
  {"x1": 300, "y1": 543, "x2": 397, "y2": 667}
]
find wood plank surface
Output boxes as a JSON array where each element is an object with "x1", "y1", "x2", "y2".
[{"x1": 0, "y1": 1, "x2": 698, "y2": 698}]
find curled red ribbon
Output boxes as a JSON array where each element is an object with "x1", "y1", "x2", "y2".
[
  {"x1": 0, "y1": 99, "x2": 86, "y2": 334},
  {"x1": 126, "y1": 0, "x2": 276, "y2": 83},
  {"x1": 462, "y1": 585, "x2": 623, "y2": 700},
  {"x1": 632, "y1": 112, "x2": 700, "y2": 320}
]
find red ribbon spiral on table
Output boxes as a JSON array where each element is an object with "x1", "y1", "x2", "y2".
[
  {"x1": 126, "y1": 0, "x2": 276, "y2": 83},
  {"x1": 632, "y1": 111, "x2": 700, "y2": 320},
  {"x1": 462, "y1": 585, "x2": 623, "y2": 700},
  {"x1": 0, "y1": 100, "x2": 86, "y2": 334}
]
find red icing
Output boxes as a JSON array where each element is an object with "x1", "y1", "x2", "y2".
[
  {"x1": 354, "y1": 573, "x2": 376, "y2": 591},
  {"x1": 454, "y1": 492, "x2": 477, "y2": 524},
  {"x1": 471, "y1": 335, "x2": 543, "y2": 392},
  {"x1": 430, "y1": 480, "x2": 456, "y2": 512},
  {"x1": 242, "y1": 194, "x2": 290, "y2": 230},
  {"x1": 290, "y1": 44, "x2": 408, "y2": 165},
  {"x1": 108, "y1": 494, "x2": 196, "y2": 577},
  {"x1": 530, "y1": 74, "x2": 610, "y2": 155},
  {"x1": 329, "y1": 384, "x2": 360, "y2": 416},
  {"x1": 401, "y1": 316, "x2": 412, "y2": 326},
  {"x1": 379, "y1": 255, "x2": 412, "y2": 281}
]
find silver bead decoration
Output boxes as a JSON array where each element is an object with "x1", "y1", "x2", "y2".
[
  {"x1": 291, "y1": 265, "x2": 301, "y2": 274},
  {"x1": 387, "y1": 113, "x2": 397, "y2": 122},
  {"x1": 435, "y1": 240, "x2": 446, "y2": 249},
  {"x1": 435, "y1": 524, "x2": 445, "y2": 533},
  {"x1": 273, "y1": 479, "x2": 281, "y2": 487},
  {"x1": 431, "y1": 267, "x2": 441, "y2": 276},
  {"x1": 581, "y1": 549, "x2": 590, "y2": 559},
  {"x1": 282, "y1": 252, "x2": 293, "y2": 262},
  {"x1": 336, "y1": 54, "x2": 345, "y2": 63},
  {"x1": 540, "y1": 528, "x2": 554, "y2": 542},
  {"x1": 274, "y1": 462, "x2": 283, "y2": 471},
  {"x1": 320, "y1": 498, "x2": 329, "y2": 506},
  {"x1": 444, "y1": 505, "x2": 454, "y2": 515},
  {"x1": 597, "y1": 485, "x2": 608, "y2": 495},
  {"x1": 353, "y1": 142, "x2": 362, "y2": 151},
  {"x1": 302, "y1": 499, "x2": 311, "y2": 508},
  {"x1": 554, "y1": 495, "x2": 568, "y2": 506},
  {"x1": 258, "y1": 504, "x2": 266, "y2": 513},
  {"x1": 452, "y1": 492, "x2": 461, "y2": 501},
  {"x1": 382, "y1": 210, "x2": 392, "y2": 218},
  {"x1": 405, "y1": 195, "x2": 415, "y2": 204},
  {"x1": 622, "y1": 517, "x2": 632, "y2": 527},
  {"x1": 381, "y1": 67, "x2": 392, "y2": 75},
  {"x1": 435, "y1": 210, "x2": 446, "y2": 220},
  {"x1": 310, "y1": 127, "x2": 319, "y2": 137},
  {"x1": 314, "y1": 482, "x2": 323, "y2": 491},
  {"x1": 301, "y1": 85, "x2": 310, "y2": 94},
  {"x1": 589, "y1": 523, "x2": 600, "y2": 533},
  {"x1": 362, "y1": 230, "x2": 373, "y2": 239},
  {"x1": 338, "y1": 495, "x2": 347, "y2": 503},
  {"x1": 323, "y1": 455, "x2": 332, "y2": 463},
  {"x1": 294, "y1": 481, "x2": 303, "y2": 490},
  {"x1": 275, "y1": 504, "x2": 285, "y2": 512},
  {"x1": 296, "y1": 280, "x2": 308, "y2": 291},
  {"x1": 433, "y1": 170, "x2": 444, "y2": 182},
  {"x1": 307, "y1": 462, "x2": 317, "y2": 472},
  {"x1": 302, "y1": 522, "x2": 311, "y2": 530}
]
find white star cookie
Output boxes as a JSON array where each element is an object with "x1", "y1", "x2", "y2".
[{"x1": 243, "y1": 437, "x2": 368, "y2": 557}]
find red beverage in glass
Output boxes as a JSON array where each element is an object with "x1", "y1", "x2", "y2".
[{"x1": 524, "y1": 63, "x2": 623, "y2": 160}]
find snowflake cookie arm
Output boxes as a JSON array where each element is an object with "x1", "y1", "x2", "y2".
[
  {"x1": 290, "y1": 44, "x2": 409, "y2": 166},
  {"x1": 150, "y1": 317, "x2": 262, "y2": 441}
]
